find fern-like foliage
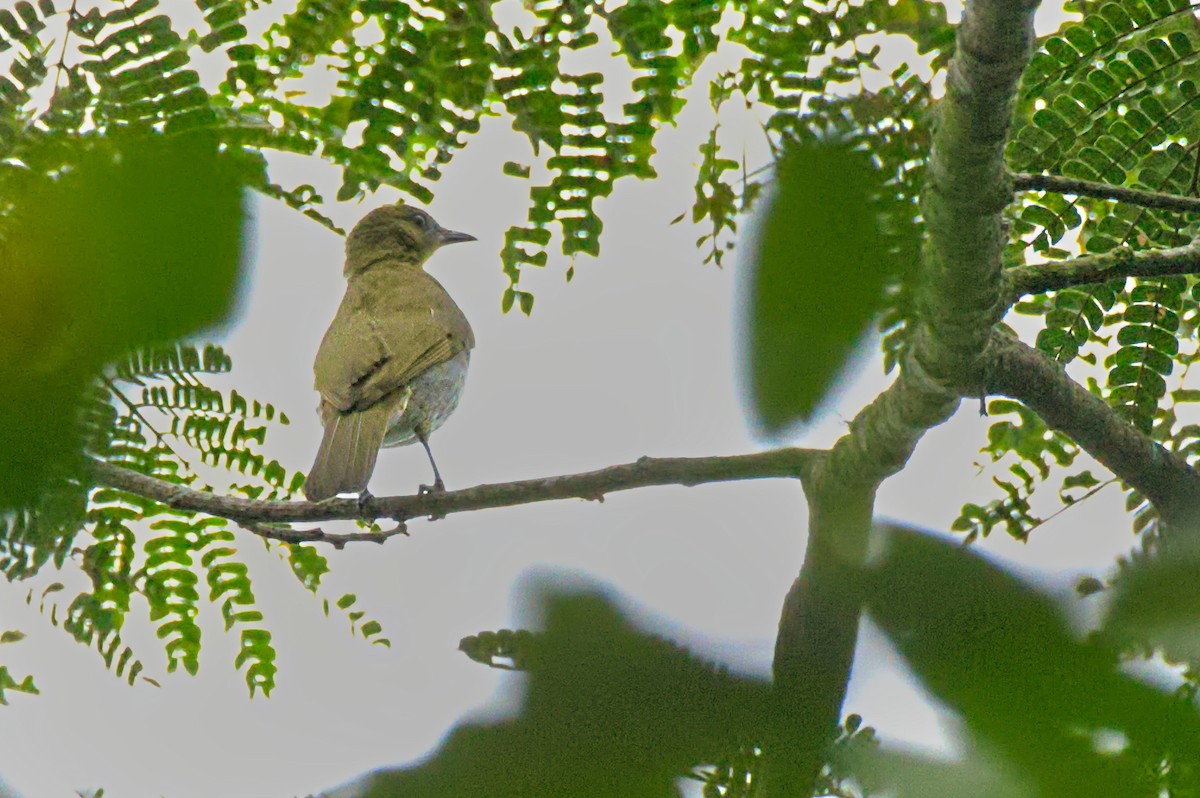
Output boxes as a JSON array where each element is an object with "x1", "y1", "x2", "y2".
[
  {"x1": 325, "y1": 592, "x2": 390, "y2": 648},
  {"x1": 1009, "y1": 0, "x2": 1200, "y2": 375},
  {"x1": 0, "y1": 0, "x2": 955, "y2": 693},
  {"x1": 0, "y1": 0, "x2": 958, "y2": 310},
  {"x1": 0, "y1": 334, "x2": 371, "y2": 695},
  {"x1": 954, "y1": 399, "x2": 1095, "y2": 542},
  {"x1": 683, "y1": 8, "x2": 939, "y2": 363},
  {"x1": 968, "y1": 0, "x2": 1200, "y2": 542},
  {"x1": 68, "y1": 344, "x2": 293, "y2": 693},
  {"x1": 22, "y1": 580, "x2": 148, "y2": 687},
  {"x1": 0, "y1": 0, "x2": 1190, "y2": 706},
  {"x1": 0, "y1": 0, "x2": 957, "y2": 313}
]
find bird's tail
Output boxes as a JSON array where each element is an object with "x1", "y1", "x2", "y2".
[{"x1": 304, "y1": 404, "x2": 391, "y2": 501}]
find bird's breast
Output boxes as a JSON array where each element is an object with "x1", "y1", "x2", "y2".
[{"x1": 382, "y1": 349, "x2": 471, "y2": 447}]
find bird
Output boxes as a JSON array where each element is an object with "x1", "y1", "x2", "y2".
[{"x1": 304, "y1": 203, "x2": 476, "y2": 502}]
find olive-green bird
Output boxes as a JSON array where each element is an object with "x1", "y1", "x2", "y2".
[{"x1": 304, "y1": 204, "x2": 476, "y2": 501}]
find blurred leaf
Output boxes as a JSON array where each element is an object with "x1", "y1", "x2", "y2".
[
  {"x1": 0, "y1": 665, "x2": 38, "y2": 704},
  {"x1": 843, "y1": 741, "x2": 1027, "y2": 798},
  {"x1": 1107, "y1": 542, "x2": 1200, "y2": 665},
  {"x1": 0, "y1": 132, "x2": 248, "y2": 506},
  {"x1": 354, "y1": 587, "x2": 775, "y2": 797},
  {"x1": 458, "y1": 628, "x2": 541, "y2": 671},
  {"x1": 746, "y1": 140, "x2": 902, "y2": 433},
  {"x1": 863, "y1": 522, "x2": 1200, "y2": 797}
]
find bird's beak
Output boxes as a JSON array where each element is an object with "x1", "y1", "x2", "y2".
[{"x1": 438, "y1": 228, "x2": 476, "y2": 246}]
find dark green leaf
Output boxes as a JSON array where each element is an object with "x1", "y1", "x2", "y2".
[
  {"x1": 1107, "y1": 543, "x2": 1200, "y2": 665},
  {"x1": 865, "y1": 522, "x2": 1200, "y2": 797},
  {"x1": 746, "y1": 139, "x2": 904, "y2": 432},
  {"x1": 0, "y1": 132, "x2": 248, "y2": 507},
  {"x1": 355, "y1": 587, "x2": 775, "y2": 797}
]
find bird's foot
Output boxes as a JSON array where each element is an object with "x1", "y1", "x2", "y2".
[
  {"x1": 418, "y1": 478, "x2": 446, "y2": 496},
  {"x1": 356, "y1": 490, "x2": 376, "y2": 520},
  {"x1": 418, "y1": 480, "x2": 446, "y2": 521}
]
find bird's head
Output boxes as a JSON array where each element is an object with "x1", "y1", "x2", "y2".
[{"x1": 344, "y1": 203, "x2": 475, "y2": 276}]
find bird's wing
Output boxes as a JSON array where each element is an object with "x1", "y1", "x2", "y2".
[{"x1": 314, "y1": 267, "x2": 474, "y2": 413}]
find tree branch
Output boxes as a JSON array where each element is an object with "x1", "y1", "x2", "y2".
[
  {"x1": 823, "y1": 360, "x2": 959, "y2": 487},
  {"x1": 914, "y1": 0, "x2": 1040, "y2": 390},
  {"x1": 985, "y1": 333, "x2": 1200, "y2": 525},
  {"x1": 1012, "y1": 171, "x2": 1200, "y2": 215},
  {"x1": 767, "y1": 0, "x2": 1041, "y2": 791},
  {"x1": 88, "y1": 449, "x2": 820, "y2": 534},
  {"x1": 1004, "y1": 240, "x2": 1200, "y2": 300},
  {"x1": 236, "y1": 519, "x2": 410, "y2": 549}
]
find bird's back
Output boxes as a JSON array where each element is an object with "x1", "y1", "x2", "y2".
[{"x1": 313, "y1": 264, "x2": 474, "y2": 414}]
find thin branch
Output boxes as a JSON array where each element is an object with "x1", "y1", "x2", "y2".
[
  {"x1": 101, "y1": 375, "x2": 199, "y2": 472},
  {"x1": 1004, "y1": 240, "x2": 1200, "y2": 300},
  {"x1": 1190, "y1": 146, "x2": 1200, "y2": 196},
  {"x1": 88, "y1": 448, "x2": 819, "y2": 532},
  {"x1": 985, "y1": 333, "x2": 1200, "y2": 525},
  {"x1": 1012, "y1": 171, "x2": 1200, "y2": 215},
  {"x1": 52, "y1": 0, "x2": 80, "y2": 87},
  {"x1": 236, "y1": 520, "x2": 409, "y2": 549},
  {"x1": 1035, "y1": 477, "x2": 1116, "y2": 530}
]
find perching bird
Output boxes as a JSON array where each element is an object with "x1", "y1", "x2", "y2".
[{"x1": 304, "y1": 204, "x2": 475, "y2": 501}]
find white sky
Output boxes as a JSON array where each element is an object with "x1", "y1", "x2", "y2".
[{"x1": 0, "y1": 2, "x2": 1138, "y2": 796}]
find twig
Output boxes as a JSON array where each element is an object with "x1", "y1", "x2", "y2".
[
  {"x1": 1004, "y1": 240, "x2": 1200, "y2": 300},
  {"x1": 1012, "y1": 171, "x2": 1200, "y2": 215},
  {"x1": 237, "y1": 520, "x2": 408, "y2": 549},
  {"x1": 88, "y1": 449, "x2": 818, "y2": 535}
]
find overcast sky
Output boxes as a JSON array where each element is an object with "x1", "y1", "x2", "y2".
[{"x1": 0, "y1": 3, "x2": 1141, "y2": 796}]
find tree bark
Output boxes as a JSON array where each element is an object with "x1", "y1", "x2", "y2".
[{"x1": 765, "y1": 0, "x2": 1042, "y2": 791}]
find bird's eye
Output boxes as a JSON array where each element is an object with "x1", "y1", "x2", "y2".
[{"x1": 414, "y1": 213, "x2": 429, "y2": 229}]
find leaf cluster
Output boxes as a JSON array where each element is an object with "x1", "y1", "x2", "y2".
[
  {"x1": 952, "y1": 0, "x2": 1200, "y2": 545},
  {"x1": 372, "y1": 524, "x2": 1200, "y2": 797},
  {"x1": 0, "y1": 0, "x2": 955, "y2": 704},
  {"x1": 0, "y1": 0, "x2": 952, "y2": 311}
]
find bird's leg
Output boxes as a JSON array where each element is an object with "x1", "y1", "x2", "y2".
[
  {"x1": 415, "y1": 429, "x2": 446, "y2": 495},
  {"x1": 357, "y1": 489, "x2": 375, "y2": 519}
]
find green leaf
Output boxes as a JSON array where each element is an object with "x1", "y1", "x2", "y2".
[
  {"x1": 0, "y1": 665, "x2": 38, "y2": 704},
  {"x1": 0, "y1": 132, "x2": 249, "y2": 507},
  {"x1": 518, "y1": 291, "x2": 534, "y2": 316},
  {"x1": 355, "y1": 587, "x2": 776, "y2": 796},
  {"x1": 502, "y1": 161, "x2": 531, "y2": 179},
  {"x1": 865, "y1": 522, "x2": 1200, "y2": 797},
  {"x1": 844, "y1": 742, "x2": 1027, "y2": 798},
  {"x1": 1106, "y1": 543, "x2": 1200, "y2": 665},
  {"x1": 746, "y1": 139, "x2": 904, "y2": 432}
]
